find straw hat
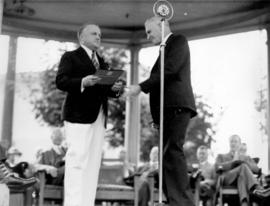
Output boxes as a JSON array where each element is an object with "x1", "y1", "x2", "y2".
[{"x1": 7, "y1": 147, "x2": 22, "y2": 156}]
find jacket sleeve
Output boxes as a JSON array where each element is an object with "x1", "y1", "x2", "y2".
[
  {"x1": 56, "y1": 52, "x2": 82, "y2": 93},
  {"x1": 140, "y1": 36, "x2": 189, "y2": 93}
]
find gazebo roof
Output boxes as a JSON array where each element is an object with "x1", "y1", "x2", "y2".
[{"x1": 2, "y1": 0, "x2": 270, "y2": 46}]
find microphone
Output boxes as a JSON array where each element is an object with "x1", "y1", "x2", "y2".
[{"x1": 153, "y1": 0, "x2": 174, "y2": 20}]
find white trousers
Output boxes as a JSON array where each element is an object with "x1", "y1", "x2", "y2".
[{"x1": 64, "y1": 110, "x2": 105, "y2": 206}]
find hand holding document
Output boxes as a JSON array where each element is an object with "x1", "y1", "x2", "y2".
[{"x1": 82, "y1": 75, "x2": 101, "y2": 87}]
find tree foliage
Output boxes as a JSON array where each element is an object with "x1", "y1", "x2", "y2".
[
  {"x1": 32, "y1": 65, "x2": 65, "y2": 127},
  {"x1": 254, "y1": 75, "x2": 267, "y2": 136},
  {"x1": 185, "y1": 95, "x2": 217, "y2": 163}
]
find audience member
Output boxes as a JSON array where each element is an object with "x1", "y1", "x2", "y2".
[
  {"x1": 237, "y1": 142, "x2": 260, "y2": 174},
  {"x1": 120, "y1": 146, "x2": 159, "y2": 206},
  {"x1": 137, "y1": 146, "x2": 159, "y2": 179},
  {"x1": 38, "y1": 128, "x2": 66, "y2": 185},
  {"x1": 215, "y1": 134, "x2": 270, "y2": 206},
  {"x1": 5, "y1": 147, "x2": 22, "y2": 167},
  {"x1": 196, "y1": 145, "x2": 216, "y2": 206},
  {"x1": 118, "y1": 149, "x2": 136, "y2": 178},
  {"x1": 0, "y1": 142, "x2": 37, "y2": 189},
  {"x1": 239, "y1": 143, "x2": 247, "y2": 156},
  {"x1": 137, "y1": 146, "x2": 159, "y2": 206}
]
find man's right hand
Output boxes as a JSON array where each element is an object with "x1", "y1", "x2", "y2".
[{"x1": 82, "y1": 75, "x2": 101, "y2": 87}]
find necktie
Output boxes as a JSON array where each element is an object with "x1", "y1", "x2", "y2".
[{"x1": 91, "y1": 51, "x2": 100, "y2": 70}]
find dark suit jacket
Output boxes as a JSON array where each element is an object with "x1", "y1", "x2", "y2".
[
  {"x1": 56, "y1": 47, "x2": 118, "y2": 124},
  {"x1": 139, "y1": 34, "x2": 197, "y2": 124},
  {"x1": 215, "y1": 152, "x2": 235, "y2": 172}
]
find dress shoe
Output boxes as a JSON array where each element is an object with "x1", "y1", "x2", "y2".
[{"x1": 252, "y1": 187, "x2": 270, "y2": 198}]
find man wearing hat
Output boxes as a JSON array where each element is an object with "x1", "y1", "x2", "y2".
[
  {"x1": 6, "y1": 147, "x2": 22, "y2": 167},
  {"x1": 0, "y1": 143, "x2": 37, "y2": 188}
]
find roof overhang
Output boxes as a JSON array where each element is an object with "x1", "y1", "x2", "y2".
[{"x1": 2, "y1": 0, "x2": 270, "y2": 47}]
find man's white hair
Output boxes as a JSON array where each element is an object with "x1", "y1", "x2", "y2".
[{"x1": 145, "y1": 16, "x2": 170, "y2": 27}]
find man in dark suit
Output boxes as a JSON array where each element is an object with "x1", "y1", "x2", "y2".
[
  {"x1": 196, "y1": 145, "x2": 216, "y2": 206},
  {"x1": 126, "y1": 16, "x2": 197, "y2": 206},
  {"x1": 56, "y1": 24, "x2": 124, "y2": 206}
]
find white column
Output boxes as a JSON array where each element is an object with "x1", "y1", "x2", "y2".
[
  {"x1": 1, "y1": 35, "x2": 17, "y2": 147},
  {"x1": 125, "y1": 46, "x2": 141, "y2": 166}
]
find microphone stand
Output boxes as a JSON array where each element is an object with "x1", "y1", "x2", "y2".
[
  {"x1": 152, "y1": 2, "x2": 173, "y2": 205},
  {"x1": 157, "y1": 18, "x2": 166, "y2": 206}
]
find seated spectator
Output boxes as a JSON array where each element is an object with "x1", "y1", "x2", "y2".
[
  {"x1": 38, "y1": 128, "x2": 66, "y2": 186},
  {"x1": 215, "y1": 134, "x2": 270, "y2": 206},
  {"x1": 0, "y1": 141, "x2": 37, "y2": 189},
  {"x1": 120, "y1": 146, "x2": 159, "y2": 206},
  {"x1": 118, "y1": 149, "x2": 136, "y2": 179},
  {"x1": 239, "y1": 143, "x2": 247, "y2": 156},
  {"x1": 137, "y1": 146, "x2": 159, "y2": 180},
  {"x1": 4, "y1": 147, "x2": 30, "y2": 179},
  {"x1": 21, "y1": 148, "x2": 46, "y2": 179},
  {"x1": 137, "y1": 146, "x2": 159, "y2": 206},
  {"x1": 238, "y1": 142, "x2": 260, "y2": 174},
  {"x1": 196, "y1": 145, "x2": 216, "y2": 206}
]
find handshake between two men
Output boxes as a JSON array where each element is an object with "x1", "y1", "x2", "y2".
[{"x1": 81, "y1": 73, "x2": 141, "y2": 98}]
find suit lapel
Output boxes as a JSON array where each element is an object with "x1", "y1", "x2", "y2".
[
  {"x1": 76, "y1": 47, "x2": 97, "y2": 72},
  {"x1": 77, "y1": 47, "x2": 108, "y2": 71}
]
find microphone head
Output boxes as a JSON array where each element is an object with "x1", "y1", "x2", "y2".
[{"x1": 153, "y1": 0, "x2": 174, "y2": 20}]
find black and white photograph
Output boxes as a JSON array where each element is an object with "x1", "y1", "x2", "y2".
[{"x1": 0, "y1": 1, "x2": 270, "y2": 206}]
